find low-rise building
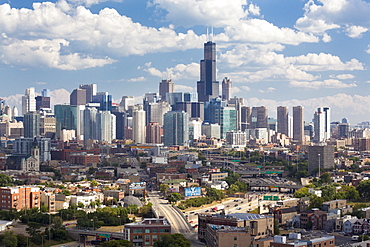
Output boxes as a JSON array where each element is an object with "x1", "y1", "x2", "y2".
[
  {"x1": 0, "y1": 186, "x2": 40, "y2": 211},
  {"x1": 124, "y1": 218, "x2": 171, "y2": 246},
  {"x1": 270, "y1": 235, "x2": 334, "y2": 247}
]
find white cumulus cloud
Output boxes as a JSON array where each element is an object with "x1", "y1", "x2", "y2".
[
  {"x1": 346, "y1": 25, "x2": 368, "y2": 38},
  {"x1": 289, "y1": 79, "x2": 357, "y2": 89}
]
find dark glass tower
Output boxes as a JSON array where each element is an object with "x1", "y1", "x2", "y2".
[{"x1": 197, "y1": 41, "x2": 219, "y2": 102}]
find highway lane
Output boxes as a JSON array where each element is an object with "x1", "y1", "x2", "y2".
[{"x1": 148, "y1": 191, "x2": 204, "y2": 247}]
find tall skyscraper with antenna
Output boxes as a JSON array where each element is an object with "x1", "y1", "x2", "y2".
[{"x1": 197, "y1": 31, "x2": 219, "y2": 102}]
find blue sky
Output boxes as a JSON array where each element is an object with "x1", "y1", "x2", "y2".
[{"x1": 0, "y1": 0, "x2": 370, "y2": 124}]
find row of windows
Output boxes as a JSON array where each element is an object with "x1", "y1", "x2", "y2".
[{"x1": 132, "y1": 228, "x2": 170, "y2": 233}]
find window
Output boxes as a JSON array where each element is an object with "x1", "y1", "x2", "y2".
[
  {"x1": 152, "y1": 229, "x2": 157, "y2": 233},
  {"x1": 165, "y1": 229, "x2": 170, "y2": 232},
  {"x1": 145, "y1": 242, "x2": 150, "y2": 246},
  {"x1": 234, "y1": 237, "x2": 237, "y2": 241},
  {"x1": 160, "y1": 229, "x2": 165, "y2": 233},
  {"x1": 133, "y1": 229, "x2": 143, "y2": 233},
  {"x1": 153, "y1": 235, "x2": 157, "y2": 239},
  {"x1": 145, "y1": 229, "x2": 150, "y2": 233},
  {"x1": 145, "y1": 235, "x2": 150, "y2": 240}
]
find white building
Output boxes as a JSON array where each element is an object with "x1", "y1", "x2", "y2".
[
  {"x1": 119, "y1": 96, "x2": 135, "y2": 111},
  {"x1": 133, "y1": 108, "x2": 146, "y2": 144},
  {"x1": 202, "y1": 123, "x2": 220, "y2": 139},
  {"x1": 97, "y1": 111, "x2": 116, "y2": 143},
  {"x1": 313, "y1": 107, "x2": 331, "y2": 143},
  {"x1": 22, "y1": 87, "x2": 36, "y2": 115},
  {"x1": 226, "y1": 130, "x2": 246, "y2": 147},
  {"x1": 70, "y1": 193, "x2": 104, "y2": 208},
  {"x1": 189, "y1": 119, "x2": 203, "y2": 140}
]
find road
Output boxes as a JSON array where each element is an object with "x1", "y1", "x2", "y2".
[{"x1": 148, "y1": 191, "x2": 205, "y2": 247}]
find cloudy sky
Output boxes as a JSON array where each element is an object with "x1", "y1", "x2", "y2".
[{"x1": 0, "y1": 0, "x2": 370, "y2": 124}]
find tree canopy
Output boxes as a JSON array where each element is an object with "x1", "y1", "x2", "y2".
[{"x1": 153, "y1": 233, "x2": 191, "y2": 247}]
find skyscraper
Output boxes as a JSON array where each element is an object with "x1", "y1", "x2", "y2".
[
  {"x1": 97, "y1": 111, "x2": 116, "y2": 143},
  {"x1": 22, "y1": 87, "x2": 36, "y2": 115},
  {"x1": 163, "y1": 111, "x2": 189, "y2": 146},
  {"x1": 241, "y1": 106, "x2": 252, "y2": 131},
  {"x1": 23, "y1": 112, "x2": 40, "y2": 138},
  {"x1": 83, "y1": 107, "x2": 98, "y2": 142},
  {"x1": 221, "y1": 77, "x2": 232, "y2": 102},
  {"x1": 159, "y1": 79, "x2": 174, "y2": 101},
  {"x1": 79, "y1": 84, "x2": 97, "y2": 103},
  {"x1": 293, "y1": 106, "x2": 304, "y2": 142},
  {"x1": 35, "y1": 96, "x2": 51, "y2": 110},
  {"x1": 70, "y1": 89, "x2": 87, "y2": 106},
  {"x1": 146, "y1": 122, "x2": 162, "y2": 144},
  {"x1": 313, "y1": 107, "x2": 331, "y2": 143},
  {"x1": 132, "y1": 108, "x2": 146, "y2": 144},
  {"x1": 119, "y1": 96, "x2": 135, "y2": 111},
  {"x1": 197, "y1": 41, "x2": 219, "y2": 102},
  {"x1": 251, "y1": 106, "x2": 268, "y2": 129},
  {"x1": 92, "y1": 92, "x2": 112, "y2": 111},
  {"x1": 277, "y1": 106, "x2": 289, "y2": 136}
]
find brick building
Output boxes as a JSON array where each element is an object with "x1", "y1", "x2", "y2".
[
  {"x1": 0, "y1": 186, "x2": 41, "y2": 211},
  {"x1": 124, "y1": 218, "x2": 171, "y2": 246}
]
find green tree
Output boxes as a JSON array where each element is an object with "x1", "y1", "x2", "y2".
[
  {"x1": 160, "y1": 184, "x2": 170, "y2": 194},
  {"x1": 339, "y1": 185, "x2": 360, "y2": 201},
  {"x1": 234, "y1": 181, "x2": 247, "y2": 192},
  {"x1": 62, "y1": 189, "x2": 71, "y2": 196},
  {"x1": 2, "y1": 231, "x2": 18, "y2": 247},
  {"x1": 88, "y1": 167, "x2": 96, "y2": 174},
  {"x1": 91, "y1": 180, "x2": 99, "y2": 186},
  {"x1": 206, "y1": 188, "x2": 223, "y2": 201},
  {"x1": 319, "y1": 173, "x2": 331, "y2": 184},
  {"x1": 101, "y1": 239, "x2": 132, "y2": 247},
  {"x1": 309, "y1": 194, "x2": 324, "y2": 209},
  {"x1": 228, "y1": 184, "x2": 239, "y2": 194},
  {"x1": 293, "y1": 187, "x2": 311, "y2": 198},
  {"x1": 167, "y1": 193, "x2": 182, "y2": 203},
  {"x1": 0, "y1": 174, "x2": 13, "y2": 187},
  {"x1": 357, "y1": 180, "x2": 370, "y2": 201},
  {"x1": 153, "y1": 233, "x2": 191, "y2": 247},
  {"x1": 78, "y1": 202, "x2": 85, "y2": 208}
]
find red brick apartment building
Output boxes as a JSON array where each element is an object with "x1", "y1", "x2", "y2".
[{"x1": 0, "y1": 186, "x2": 41, "y2": 211}]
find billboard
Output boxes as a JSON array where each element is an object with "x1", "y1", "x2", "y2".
[{"x1": 185, "y1": 187, "x2": 201, "y2": 197}]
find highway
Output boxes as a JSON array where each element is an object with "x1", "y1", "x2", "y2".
[{"x1": 148, "y1": 191, "x2": 205, "y2": 247}]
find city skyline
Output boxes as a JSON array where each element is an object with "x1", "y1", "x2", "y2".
[{"x1": 0, "y1": 0, "x2": 370, "y2": 123}]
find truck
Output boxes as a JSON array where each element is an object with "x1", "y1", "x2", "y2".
[
  {"x1": 211, "y1": 205, "x2": 225, "y2": 212},
  {"x1": 352, "y1": 235, "x2": 359, "y2": 241}
]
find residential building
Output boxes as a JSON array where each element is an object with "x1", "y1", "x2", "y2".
[
  {"x1": 146, "y1": 122, "x2": 162, "y2": 144},
  {"x1": 300, "y1": 209, "x2": 327, "y2": 230},
  {"x1": 163, "y1": 111, "x2": 189, "y2": 146},
  {"x1": 23, "y1": 112, "x2": 40, "y2": 138},
  {"x1": 124, "y1": 218, "x2": 171, "y2": 246},
  {"x1": 133, "y1": 108, "x2": 146, "y2": 144},
  {"x1": 226, "y1": 130, "x2": 246, "y2": 147},
  {"x1": 40, "y1": 192, "x2": 56, "y2": 213},
  {"x1": 313, "y1": 107, "x2": 331, "y2": 143},
  {"x1": 0, "y1": 186, "x2": 41, "y2": 211},
  {"x1": 308, "y1": 145, "x2": 335, "y2": 174}
]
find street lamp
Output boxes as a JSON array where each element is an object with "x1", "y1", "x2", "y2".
[{"x1": 318, "y1": 154, "x2": 321, "y2": 178}]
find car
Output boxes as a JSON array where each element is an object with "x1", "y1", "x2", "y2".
[
  {"x1": 237, "y1": 207, "x2": 242, "y2": 210},
  {"x1": 190, "y1": 211, "x2": 195, "y2": 214},
  {"x1": 234, "y1": 204, "x2": 238, "y2": 207},
  {"x1": 193, "y1": 225, "x2": 198, "y2": 228},
  {"x1": 195, "y1": 213, "x2": 199, "y2": 215},
  {"x1": 234, "y1": 199, "x2": 239, "y2": 202},
  {"x1": 189, "y1": 221, "x2": 194, "y2": 223},
  {"x1": 205, "y1": 210, "x2": 209, "y2": 212},
  {"x1": 241, "y1": 201, "x2": 244, "y2": 203},
  {"x1": 185, "y1": 215, "x2": 189, "y2": 217}
]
